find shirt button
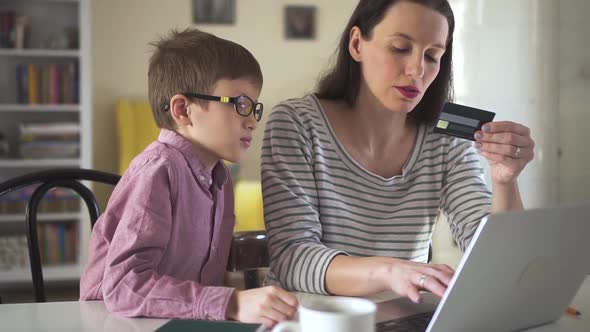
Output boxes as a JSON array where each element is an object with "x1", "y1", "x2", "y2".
[
  {"x1": 208, "y1": 179, "x2": 212, "y2": 185},
  {"x1": 199, "y1": 175, "x2": 205, "y2": 182}
]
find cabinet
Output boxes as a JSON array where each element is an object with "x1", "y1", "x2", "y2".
[{"x1": 0, "y1": 0, "x2": 91, "y2": 287}]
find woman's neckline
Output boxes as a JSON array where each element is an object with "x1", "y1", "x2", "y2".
[{"x1": 309, "y1": 93, "x2": 425, "y2": 183}]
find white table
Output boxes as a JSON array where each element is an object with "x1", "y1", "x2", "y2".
[{"x1": 1, "y1": 276, "x2": 589, "y2": 331}]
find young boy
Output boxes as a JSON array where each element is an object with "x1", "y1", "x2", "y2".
[{"x1": 80, "y1": 28, "x2": 297, "y2": 327}]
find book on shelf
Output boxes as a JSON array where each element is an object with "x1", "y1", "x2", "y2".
[
  {"x1": 0, "y1": 11, "x2": 28, "y2": 49},
  {"x1": 19, "y1": 122, "x2": 80, "y2": 136},
  {"x1": 0, "y1": 223, "x2": 78, "y2": 271},
  {"x1": 0, "y1": 11, "x2": 15, "y2": 48},
  {"x1": 16, "y1": 63, "x2": 79, "y2": 105},
  {"x1": 19, "y1": 141, "x2": 79, "y2": 159},
  {"x1": 14, "y1": 14, "x2": 26, "y2": 49},
  {"x1": 27, "y1": 63, "x2": 38, "y2": 104},
  {"x1": 40, "y1": 222, "x2": 78, "y2": 265},
  {"x1": 0, "y1": 185, "x2": 80, "y2": 214},
  {"x1": 16, "y1": 122, "x2": 80, "y2": 158},
  {"x1": 16, "y1": 64, "x2": 27, "y2": 104},
  {"x1": 0, "y1": 236, "x2": 29, "y2": 270}
]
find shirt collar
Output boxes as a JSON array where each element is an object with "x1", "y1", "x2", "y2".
[{"x1": 158, "y1": 129, "x2": 229, "y2": 189}]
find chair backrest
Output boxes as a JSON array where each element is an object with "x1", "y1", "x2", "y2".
[{"x1": 0, "y1": 168, "x2": 120, "y2": 302}]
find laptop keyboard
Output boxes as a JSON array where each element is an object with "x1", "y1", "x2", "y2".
[{"x1": 376, "y1": 311, "x2": 435, "y2": 332}]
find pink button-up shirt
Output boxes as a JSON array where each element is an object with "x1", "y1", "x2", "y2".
[{"x1": 80, "y1": 129, "x2": 235, "y2": 321}]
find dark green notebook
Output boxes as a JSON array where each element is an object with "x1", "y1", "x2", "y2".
[{"x1": 156, "y1": 319, "x2": 261, "y2": 332}]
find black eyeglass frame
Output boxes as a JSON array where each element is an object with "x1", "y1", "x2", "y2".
[{"x1": 163, "y1": 92, "x2": 263, "y2": 122}]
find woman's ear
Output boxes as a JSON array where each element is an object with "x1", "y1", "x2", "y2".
[
  {"x1": 169, "y1": 94, "x2": 192, "y2": 126},
  {"x1": 349, "y1": 26, "x2": 363, "y2": 62}
]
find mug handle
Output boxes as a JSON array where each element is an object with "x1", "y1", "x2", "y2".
[{"x1": 271, "y1": 321, "x2": 301, "y2": 332}]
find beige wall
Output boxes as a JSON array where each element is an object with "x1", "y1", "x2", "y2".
[
  {"x1": 89, "y1": 0, "x2": 589, "y2": 271},
  {"x1": 92, "y1": 0, "x2": 590, "y2": 209},
  {"x1": 91, "y1": 0, "x2": 358, "y2": 204}
]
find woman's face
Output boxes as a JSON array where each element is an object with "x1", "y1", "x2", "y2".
[{"x1": 351, "y1": 1, "x2": 448, "y2": 113}]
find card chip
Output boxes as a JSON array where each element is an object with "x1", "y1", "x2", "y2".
[
  {"x1": 433, "y1": 102, "x2": 496, "y2": 141},
  {"x1": 436, "y1": 120, "x2": 449, "y2": 129}
]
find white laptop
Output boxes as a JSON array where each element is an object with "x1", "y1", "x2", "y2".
[{"x1": 376, "y1": 203, "x2": 590, "y2": 332}]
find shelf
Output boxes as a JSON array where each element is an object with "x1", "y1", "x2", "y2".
[
  {"x1": 20, "y1": 0, "x2": 81, "y2": 3},
  {"x1": 0, "y1": 0, "x2": 89, "y2": 287},
  {"x1": 0, "y1": 212, "x2": 81, "y2": 224},
  {"x1": 41, "y1": 0, "x2": 80, "y2": 3},
  {"x1": 0, "y1": 158, "x2": 80, "y2": 168},
  {"x1": 0, "y1": 264, "x2": 80, "y2": 284},
  {"x1": 0, "y1": 104, "x2": 79, "y2": 112},
  {"x1": 0, "y1": 48, "x2": 80, "y2": 58}
]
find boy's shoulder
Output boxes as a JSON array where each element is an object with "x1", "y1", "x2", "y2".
[{"x1": 122, "y1": 140, "x2": 182, "y2": 180}]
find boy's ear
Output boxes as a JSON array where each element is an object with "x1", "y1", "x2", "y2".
[
  {"x1": 169, "y1": 94, "x2": 192, "y2": 126},
  {"x1": 349, "y1": 26, "x2": 363, "y2": 62}
]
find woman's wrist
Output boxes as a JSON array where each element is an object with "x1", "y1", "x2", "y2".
[
  {"x1": 492, "y1": 178, "x2": 518, "y2": 189},
  {"x1": 492, "y1": 180, "x2": 523, "y2": 212},
  {"x1": 367, "y1": 257, "x2": 397, "y2": 293},
  {"x1": 326, "y1": 255, "x2": 395, "y2": 295},
  {"x1": 492, "y1": 180, "x2": 519, "y2": 199}
]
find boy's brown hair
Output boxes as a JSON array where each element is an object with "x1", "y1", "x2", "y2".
[{"x1": 148, "y1": 28, "x2": 263, "y2": 130}]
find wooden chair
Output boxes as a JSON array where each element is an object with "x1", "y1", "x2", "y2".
[
  {"x1": 227, "y1": 230, "x2": 269, "y2": 289},
  {"x1": 228, "y1": 180, "x2": 269, "y2": 289},
  {"x1": 0, "y1": 168, "x2": 119, "y2": 302},
  {"x1": 0, "y1": 168, "x2": 269, "y2": 302}
]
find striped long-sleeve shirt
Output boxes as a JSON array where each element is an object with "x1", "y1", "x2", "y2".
[{"x1": 261, "y1": 94, "x2": 492, "y2": 295}]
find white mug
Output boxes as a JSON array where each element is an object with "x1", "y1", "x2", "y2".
[{"x1": 272, "y1": 296, "x2": 376, "y2": 332}]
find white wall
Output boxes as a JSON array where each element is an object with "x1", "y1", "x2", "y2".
[
  {"x1": 432, "y1": 0, "x2": 590, "y2": 267},
  {"x1": 449, "y1": 0, "x2": 563, "y2": 209},
  {"x1": 558, "y1": 0, "x2": 590, "y2": 204},
  {"x1": 449, "y1": 0, "x2": 590, "y2": 208}
]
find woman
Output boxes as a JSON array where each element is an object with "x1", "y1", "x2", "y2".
[{"x1": 261, "y1": 0, "x2": 534, "y2": 303}]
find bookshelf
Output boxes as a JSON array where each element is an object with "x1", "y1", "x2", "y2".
[
  {"x1": 0, "y1": 0, "x2": 91, "y2": 288},
  {"x1": 0, "y1": 158, "x2": 80, "y2": 168},
  {"x1": 0, "y1": 104, "x2": 79, "y2": 112},
  {"x1": 0, "y1": 212, "x2": 81, "y2": 224},
  {"x1": 0, "y1": 48, "x2": 80, "y2": 57}
]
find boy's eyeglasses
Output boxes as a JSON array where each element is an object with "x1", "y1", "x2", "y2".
[{"x1": 173, "y1": 92, "x2": 264, "y2": 122}]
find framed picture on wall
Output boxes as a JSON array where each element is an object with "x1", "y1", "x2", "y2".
[
  {"x1": 285, "y1": 5, "x2": 316, "y2": 40},
  {"x1": 192, "y1": 0, "x2": 236, "y2": 24}
]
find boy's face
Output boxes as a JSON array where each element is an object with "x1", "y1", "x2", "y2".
[{"x1": 184, "y1": 78, "x2": 261, "y2": 166}]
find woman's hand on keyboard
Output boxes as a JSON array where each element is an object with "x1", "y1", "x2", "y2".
[{"x1": 381, "y1": 259, "x2": 455, "y2": 303}]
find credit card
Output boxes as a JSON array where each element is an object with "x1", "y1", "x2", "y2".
[{"x1": 433, "y1": 102, "x2": 496, "y2": 141}]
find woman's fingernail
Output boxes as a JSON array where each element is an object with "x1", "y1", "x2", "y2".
[
  {"x1": 474, "y1": 132, "x2": 483, "y2": 140},
  {"x1": 475, "y1": 142, "x2": 482, "y2": 149},
  {"x1": 482, "y1": 125, "x2": 491, "y2": 132}
]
